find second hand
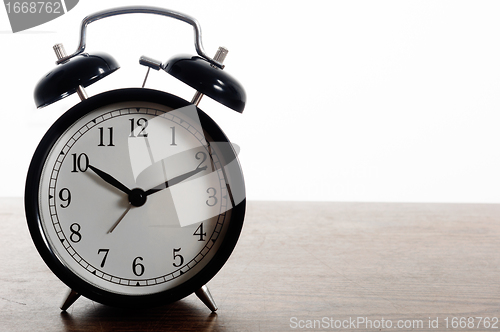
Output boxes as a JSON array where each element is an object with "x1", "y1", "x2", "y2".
[{"x1": 108, "y1": 204, "x2": 132, "y2": 234}]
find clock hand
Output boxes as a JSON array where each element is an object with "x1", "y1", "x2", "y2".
[
  {"x1": 107, "y1": 203, "x2": 132, "y2": 234},
  {"x1": 144, "y1": 166, "x2": 207, "y2": 196},
  {"x1": 88, "y1": 165, "x2": 131, "y2": 195}
]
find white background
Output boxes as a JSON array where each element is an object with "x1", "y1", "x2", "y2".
[{"x1": 0, "y1": 0, "x2": 499, "y2": 203}]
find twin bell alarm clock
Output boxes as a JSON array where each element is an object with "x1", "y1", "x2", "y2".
[{"x1": 25, "y1": 6, "x2": 246, "y2": 312}]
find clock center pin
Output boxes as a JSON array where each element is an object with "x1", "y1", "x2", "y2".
[{"x1": 129, "y1": 188, "x2": 147, "y2": 207}]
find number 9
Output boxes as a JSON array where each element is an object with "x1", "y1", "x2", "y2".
[{"x1": 59, "y1": 188, "x2": 72, "y2": 208}]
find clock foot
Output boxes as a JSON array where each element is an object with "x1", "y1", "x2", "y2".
[
  {"x1": 60, "y1": 289, "x2": 80, "y2": 311},
  {"x1": 195, "y1": 285, "x2": 218, "y2": 312}
]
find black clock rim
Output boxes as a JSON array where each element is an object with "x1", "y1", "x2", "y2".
[{"x1": 25, "y1": 88, "x2": 246, "y2": 308}]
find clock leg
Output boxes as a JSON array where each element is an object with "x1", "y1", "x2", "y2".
[
  {"x1": 60, "y1": 289, "x2": 80, "y2": 311},
  {"x1": 195, "y1": 285, "x2": 218, "y2": 312}
]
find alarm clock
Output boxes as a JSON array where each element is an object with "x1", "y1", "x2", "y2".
[{"x1": 24, "y1": 6, "x2": 246, "y2": 312}]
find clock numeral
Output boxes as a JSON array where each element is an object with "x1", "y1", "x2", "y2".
[
  {"x1": 129, "y1": 118, "x2": 148, "y2": 137},
  {"x1": 58, "y1": 188, "x2": 71, "y2": 208},
  {"x1": 170, "y1": 126, "x2": 177, "y2": 146},
  {"x1": 98, "y1": 127, "x2": 115, "y2": 147},
  {"x1": 69, "y1": 223, "x2": 82, "y2": 243},
  {"x1": 193, "y1": 223, "x2": 206, "y2": 241},
  {"x1": 98, "y1": 249, "x2": 109, "y2": 268},
  {"x1": 71, "y1": 153, "x2": 89, "y2": 173},
  {"x1": 173, "y1": 248, "x2": 184, "y2": 267},
  {"x1": 196, "y1": 151, "x2": 207, "y2": 169},
  {"x1": 132, "y1": 256, "x2": 145, "y2": 276},
  {"x1": 206, "y1": 187, "x2": 218, "y2": 207}
]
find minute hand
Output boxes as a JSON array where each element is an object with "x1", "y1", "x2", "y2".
[{"x1": 145, "y1": 166, "x2": 207, "y2": 196}]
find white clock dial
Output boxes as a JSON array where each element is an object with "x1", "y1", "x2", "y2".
[{"x1": 37, "y1": 101, "x2": 233, "y2": 296}]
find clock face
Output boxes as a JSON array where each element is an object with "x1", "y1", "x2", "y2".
[{"x1": 25, "y1": 89, "x2": 245, "y2": 306}]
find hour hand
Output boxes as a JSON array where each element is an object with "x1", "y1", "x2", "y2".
[
  {"x1": 88, "y1": 165, "x2": 131, "y2": 195},
  {"x1": 145, "y1": 166, "x2": 207, "y2": 196}
]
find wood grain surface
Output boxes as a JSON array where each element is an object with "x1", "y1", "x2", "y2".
[{"x1": 0, "y1": 198, "x2": 499, "y2": 331}]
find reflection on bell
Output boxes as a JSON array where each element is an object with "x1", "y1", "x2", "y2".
[
  {"x1": 34, "y1": 52, "x2": 119, "y2": 108},
  {"x1": 163, "y1": 55, "x2": 246, "y2": 113}
]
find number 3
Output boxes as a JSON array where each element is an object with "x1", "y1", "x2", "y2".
[{"x1": 206, "y1": 187, "x2": 217, "y2": 206}]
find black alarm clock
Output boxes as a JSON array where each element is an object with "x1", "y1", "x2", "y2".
[{"x1": 25, "y1": 6, "x2": 246, "y2": 312}]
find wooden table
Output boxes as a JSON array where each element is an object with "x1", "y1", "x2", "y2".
[{"x1": 1, "y1": 198, "x2": 499, "y2": 331}]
